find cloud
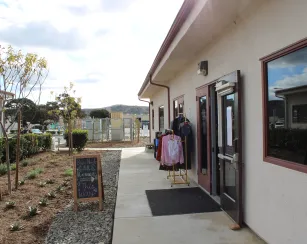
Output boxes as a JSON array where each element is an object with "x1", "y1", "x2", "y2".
[
  {"x1": 268, "y1": 46, "x2": 307, "y2": 69},
  {"x1": 0, "y1": 0, "x2": 184, "y2": 108},
  {"x1": 0, "y1": 21, "x2": 86, "y2": 50},
  {"x1": 101, "y1": 0, "x2": 135, "y2": 12},
  {"x1": 269, "y1": 67, "x2": 307, "y2": 100},
  {"x1": 66, "y1": 5, "x2": 90, "y2": 16}
]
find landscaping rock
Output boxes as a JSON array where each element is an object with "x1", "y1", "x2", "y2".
[{"x1": 45, "y1": 150, "x2": 121, "y2": 244}]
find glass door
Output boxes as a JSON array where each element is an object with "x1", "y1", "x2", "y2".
[
  {"x1": 196, "y1": 85, "x2": 211, "y2": 192},
  {"x1": 216, "y1": 71, "x2": 243, "y2": 227}
]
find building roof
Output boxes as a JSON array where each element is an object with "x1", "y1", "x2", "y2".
[{"x1": 275, "y1": 85, "x2": 307, "y2": 96}]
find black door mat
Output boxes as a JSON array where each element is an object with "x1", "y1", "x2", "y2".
[{"x1": 145, "y1": 187, "x2": 221, "y2": 216}]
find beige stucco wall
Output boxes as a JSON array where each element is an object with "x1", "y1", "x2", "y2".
[{"x1": 149, "y1": 1, "x2": 307, "y2": 243}]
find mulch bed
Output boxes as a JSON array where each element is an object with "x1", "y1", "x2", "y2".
[{"x1": 0, "y1": 150, "x2": 105, "y2": 244}]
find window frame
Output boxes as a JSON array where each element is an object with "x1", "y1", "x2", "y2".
[
  {"x1": 173, "y1": 95, "x2": 184, "y2": 119},
  {"x1": 261, "y1": 37, "x2": 307, "y2": 174},
  {"x1": 158, "y1": 105, "x2": 164, "y2": 132}
]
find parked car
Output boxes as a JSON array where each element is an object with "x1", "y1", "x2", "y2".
[
  {"x1": 31, "y1": 129, "x2": 43, "y2": 134},
  {"x1": 275, "y1": 121, "x2": 284, "y2": 129}
]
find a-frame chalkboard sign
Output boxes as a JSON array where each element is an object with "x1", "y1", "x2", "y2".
[{"x1": 73, "y1": 154, "x2": 103, "y2": 211}]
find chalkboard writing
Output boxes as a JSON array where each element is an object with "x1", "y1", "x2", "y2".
[
  {"x1": 76, "y1": 157, "x2": 99, "y2": 199},
  {"x1": 73, "y1": 154, "x2": 103, "y2": 211}
]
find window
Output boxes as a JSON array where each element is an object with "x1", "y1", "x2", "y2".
[
  {"x1": 159, "y1": 106, "x2": 164, "y2": 131},
  {"x1": 292, "y1": 104, "x2": 307, "y2": 123},
  {"x1": 152, "y1": 109, "x2": 154, "y2": 130},
  {"x1": 261, "y1": 38, "x2": 307, "y2": 173},
  {"x1": 173, "y1": 95, "x2": 184, "y2": 118}
]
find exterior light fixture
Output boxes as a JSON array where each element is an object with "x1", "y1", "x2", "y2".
[{"x1": 197, "y1": 61, "x2": 208, "y2": 76}]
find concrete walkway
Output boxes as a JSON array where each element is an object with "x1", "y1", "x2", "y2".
[{"x1": 112, "y1": 148, "x2": 265, "y2": 244}]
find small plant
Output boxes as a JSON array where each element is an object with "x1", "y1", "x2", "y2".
[
  {"x1": 26, "y1": 170, "x2": 38, "y2": 179},
  {"x1": 36, "y1": 168, "x2": 43, "y2": 174},
  {"x1": 28, "y1": 206, "x2": 40, "y2": 217},
  {"x1": 39, "y1": 198, "x2": 48, "y2": 207},
  {"x1": 38, "y1": 181, "x2": 46, "y2": 187},
  {"x1": 46, "y1": 179, "x2": 55, "y2": 184},
  {"x1": 10, "y1": 163, "x2": 16, "y2": 171},
  {"x1": 61, "y1": 181, "x2": 69, "y2": 187},
  {"x1": 55, "y1": 185, "x2": 64, "y2": 193},
  {"x1": 64, "y1": 168, "x2": 73, "y2": 177},
  {"x1": 22, "y1": 160, "x2": 29, "y2": 167},
  {"x1": 10, "y1": 222, "x2": 23, "y2": 231},
  {"x1": 18, "y1": 180, "x2": 25, "y2": 186},
  {"x1": 0, "y1": 164, "x2": 7, "y2": 176},
  {"x1": 47, "y1": 191, "x2": 56, "y2": 199},
  {"x1": 27, "y1": 168, "x2": 43, "y2": 179},
  {"x1": 5, "y1": 201, "x2": 16, "y2": 209}
]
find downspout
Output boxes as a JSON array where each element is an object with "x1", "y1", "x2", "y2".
[
  {"x1": 138, "y1": 98, "x2": 151, "y2": 143},
  {"x1": 149, "y1": 75, "x2": 171, "y2": 128}
]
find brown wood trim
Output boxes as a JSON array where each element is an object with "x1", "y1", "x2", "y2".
[
  {"x1": 196, "y1": 80, "x2": 217, "y2": 92},
  {"x1": 261, "y1": 38, "x2": 307, "y2": 173},
  {"x1": 260, "y1": 37, "x2": 307, "y2": 62},
  {"x1": 264, "y1": 156, "x2": 307, "y2": 174},
  {"x1": 196, "y1": 85, "x2": 211, "y2": 192},
  {"x1": 173, "y1": 94, "x2": 184, "y2": 102}
]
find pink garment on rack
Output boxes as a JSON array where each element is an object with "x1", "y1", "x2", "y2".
[{"x1": 161, "y1": 134, "x2": 184, "y2": 166}]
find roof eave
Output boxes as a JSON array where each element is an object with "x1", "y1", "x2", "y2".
[{"x1": 137, "y1": 0, "x2": 196, "y2": 96}]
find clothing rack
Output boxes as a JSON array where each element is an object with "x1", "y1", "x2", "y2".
[{"x1": 167, "y1": 113, "x2": 190, "y2": 187}]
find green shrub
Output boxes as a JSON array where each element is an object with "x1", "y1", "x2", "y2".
[
  {"x1": 0, "y1": 133, "x2": 52, "y2": 163},
  {"x1": 22, "y1": 160, "x2": 29, "y2": 167},
  {"x1": 0, "y1": 163, "x2": 7, "y2": 176},
  {"x1": 64, "y1": 168, "x2": 73, "y2": 177},
  {"x1": 64, "y1": 129, "x2": 88, "y2": 151},
  {"x1": 26, "y1": 168, "x2": 43, "y2": 179},
  {"x1": 27, "y1": 170, "x2": 38, "y2": 179},
  {"x1": 10, "y1": 163, "x2": 16, "y2": 171},
  {"x1": 36, "y1": 168, "x2": 43, "y2": 174}
]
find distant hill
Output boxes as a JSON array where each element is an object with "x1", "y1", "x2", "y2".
[{"x1": 82, "y1": 104, "x2": 149, "y2": 115}]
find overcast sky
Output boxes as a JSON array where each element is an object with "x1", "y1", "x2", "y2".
[{"x1": 0, "y1": 0, "x2": 183, "y2": 108}]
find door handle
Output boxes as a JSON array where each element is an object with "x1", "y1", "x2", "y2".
[{"x1": 218, "y1": 154, "x2": 233, "y2": 162}]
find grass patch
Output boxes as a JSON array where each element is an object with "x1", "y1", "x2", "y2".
[
  {"x1": 0, "y1": 163, "x2": 7, "y2": 176},
  {"x1": 26, "y1": 168, "x2": 43, "y2": 180},
  {"x1": 64, "y1": 168, "x2": 73, "y2": 177},
  {"x1": 22, "y1": 161, "x2": 29, "y2": 167},
  {"x1": 10, "y1": 163, "x2": 16, "y2": 171}
]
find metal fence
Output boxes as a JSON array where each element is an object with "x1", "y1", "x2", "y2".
[{"x1": 82, "y1": 118, "x2": 142, "y2": 142}]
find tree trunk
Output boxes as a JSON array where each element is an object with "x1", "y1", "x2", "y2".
[
  {"x1": 0, "y1": 122, "x2": 11, "y2": 194},
  {"x1": 68, "y1": 120, "x2": 72, "y2": 156},
  {"x1": 15, "y1": 110, "x2": 21, "y2": 189}
]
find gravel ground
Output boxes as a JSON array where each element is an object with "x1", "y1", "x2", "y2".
[{"x1": 45, "y1": 150, "x2": 121, "y2": 244}]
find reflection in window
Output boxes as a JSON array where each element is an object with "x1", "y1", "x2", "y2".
[
  {"x1": 159, "y1": 106, "x2": 164, "y2": 131},
  {"x1": 174, "y1": 100, "x2": 178, "y2": 118},
  {"x1": 173, "y1": 97, "x2": 184, "y2": 118},
  {"x1": 199, "y1": 96, "x2": 207, "y2": 174},
  {"x1": 266, "y1": 46, "x2": 307, "y2": 165},
  {"x1": 152, "y1": 109, "x2": 154, "y2": 130},
  {"x1": 292, "y1": 104, "x2": 307, "y2": 123}
]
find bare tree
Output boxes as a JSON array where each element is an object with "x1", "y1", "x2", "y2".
[{"x1": 0, "y1": 45, "x2": 48, "y2": 192}]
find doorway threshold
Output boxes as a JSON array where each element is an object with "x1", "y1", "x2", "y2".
[{"x1": 197, "y1": 184, "x2": 221, "y2": 205}]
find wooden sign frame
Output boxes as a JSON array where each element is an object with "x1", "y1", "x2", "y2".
[{"x1": 73, "y1": 154, "x2": 103, "y2": 211}]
